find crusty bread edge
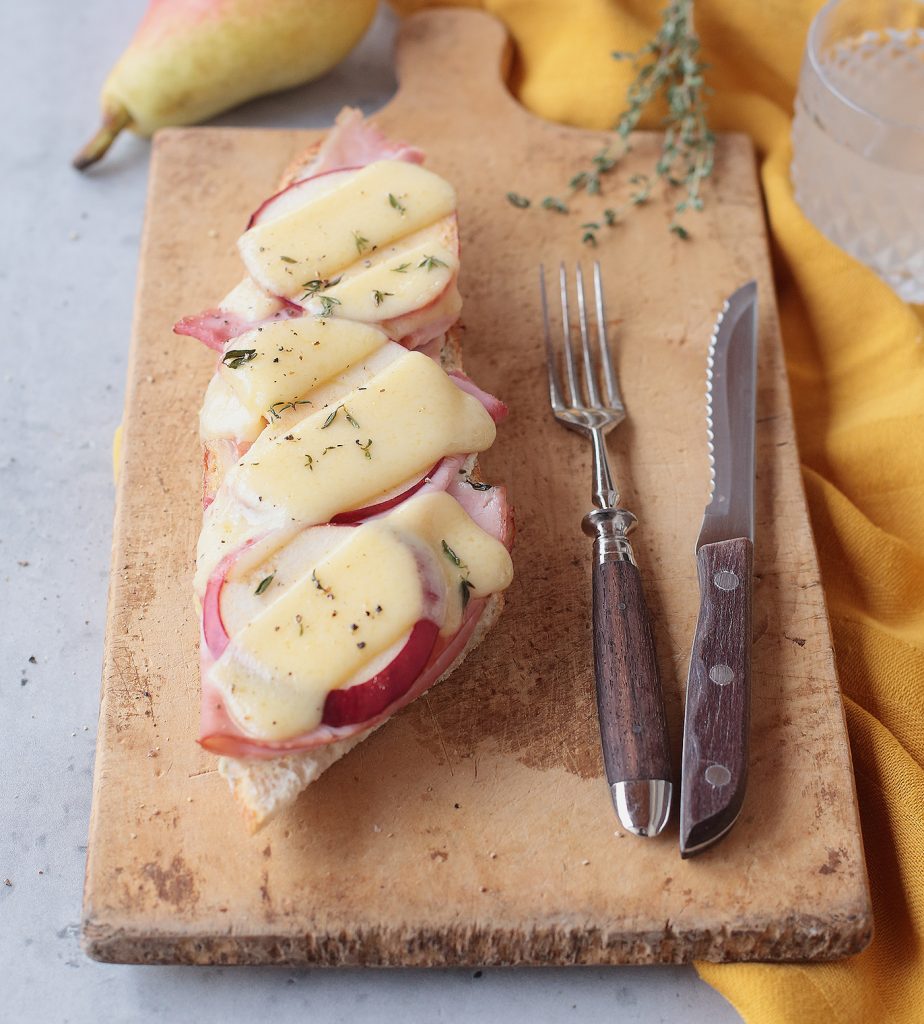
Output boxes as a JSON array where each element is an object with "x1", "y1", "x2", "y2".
[{"x1": 208, "y1": 133, "x2": 507, "y2": 832}]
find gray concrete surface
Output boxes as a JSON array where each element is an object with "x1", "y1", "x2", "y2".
[{"x1": 0, "y1": 3, "x2": 742, "y2": 1021}]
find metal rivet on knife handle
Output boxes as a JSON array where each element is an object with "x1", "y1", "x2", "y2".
[
  {"x1": 713, "y1": 569, "x2": 740, "y2": 591},
  {"x1": 705, "y1": 764, "x2": 732, "y2": 787},
  {"x1": 708, "y1": 664, "x2": 734, "y2": 686}
]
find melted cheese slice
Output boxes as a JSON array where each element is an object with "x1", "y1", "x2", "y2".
[
  {"x1": 195, "y1": 352, "x2": 496, "y2": 591},
  {"x1": 238, "y1": 161, "x2": 456, "y2": 298},
  {"x1": 301, "y1": 219, "x2": 458, "y2": 323},
  {"x1": 219, "y1": 317, "x2": 387, "y2": 424},
  {"x1": 385, "y1": 492, "x2": 514, "y2": 635},
  {"x1": 234, "y1": 351, "x2": 495, "y2": 521},
  {"x1": 210, "y1": 521, "x2": 429, "y2": 740},
  {"x1": 210, "y1": 491, "x2": 513, "y2": 739}
]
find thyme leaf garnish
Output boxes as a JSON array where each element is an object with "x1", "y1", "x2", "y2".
[
  {"x1": 311, "y1": 569, "x2": 333, "y2": 598},
  {"x1": 321, "y1": 405, "x2": 341, "y2": 429},
  {"x1": 314, "y1": 295, "x2": 341, "y2": 318},
  {"x1": 356, "y1": 438, "x2": 373, "y2": 460},
  {"x1": 372, "y1": 289, "x2": 393, "y2": 307},
  {"x1": 301, "y1": 275, "x2": 341, "y2": 297},
  {"x1": 441, "y1": 540, "x2": 463, "y2": 567},
  {"x1": 391, "y1": 262, "x2": 411, "y2": 273},
  {"x1": 418, "y1": 254, "x2": 448, "y2": 272},
  {"x1": 506, "y1": 192, "x2": 531, "y2": 209},
  {"x1": 222, "y1": 348, "x2": 257, "y2": 370},
  {"x1": 388, "y1": 193, "x2": 406, "y2": 214},
  {"x1": 255, "y1": 574, "x2": 275, "y2": 595},
  {"x1": 279, "y1": 256, "x2": 298, "y2": 264},
  {"x1": 267, "y1": 398, "x2": 312, "y2": 420},
  {"x1": 344, "y1": 407, "x2": 360, "y2": 429},
  {"x1": 304, "y1": 454, "x2": 313, "y2": 471},
  {"x1": 353, "y1": 230, "x2": 371, "y2": 254}
]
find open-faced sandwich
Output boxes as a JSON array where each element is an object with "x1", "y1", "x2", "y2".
[{"x1": 176, "y1": 108, "x2": 514, "y2": 831}]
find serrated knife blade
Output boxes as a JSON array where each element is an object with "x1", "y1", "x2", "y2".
[
  {"x1": 680, "y1": 281, "x2": 758, "y2": 858},
  {"x1": 698, "y1": 281, "x2": 758, "y2": 550}
]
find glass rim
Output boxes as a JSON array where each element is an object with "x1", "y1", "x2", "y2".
[{"x1": 807, "y1": 0, "x2": 924, "y2": 135}]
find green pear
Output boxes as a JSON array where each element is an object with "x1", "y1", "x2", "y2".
[{"x1": 74, "y1": 0, "x2": 378, "y2": 169}]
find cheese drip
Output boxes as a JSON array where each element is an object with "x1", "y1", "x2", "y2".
[
  {"x1": 210, "y1": 491, "x2": 513, "y2": 739},
  {"x1": 239, "y1": 160, "x2": 456, "y2": 298}
]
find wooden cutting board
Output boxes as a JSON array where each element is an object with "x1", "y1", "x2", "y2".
[{"x1": 83, "y1": 9, "x2": 872, "y2": 965}]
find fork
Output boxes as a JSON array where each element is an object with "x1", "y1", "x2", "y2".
[{"x1": 540, "y1": 262, "x2": 673, "y2": 838}]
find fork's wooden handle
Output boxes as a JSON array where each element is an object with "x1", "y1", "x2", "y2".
[{"x1": 584, "y1": 508, "x2": 673, "y2": 837}]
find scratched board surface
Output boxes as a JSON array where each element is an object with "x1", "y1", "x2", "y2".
[{"x1": 83, "y1": 10, "x2": 871, "y2": 965}]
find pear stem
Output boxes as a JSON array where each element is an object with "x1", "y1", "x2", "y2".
[{"x1": 72, "y1": 104, "x2": 133, "y2": 171}]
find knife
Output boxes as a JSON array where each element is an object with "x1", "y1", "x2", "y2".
[{"x1": 679, "y1": 282, "x2": 758, "y2": 858}]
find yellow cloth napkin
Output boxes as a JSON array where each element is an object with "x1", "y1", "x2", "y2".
[{"x1": 391, "y1": 1, "x2": 924, "y2": 1020}]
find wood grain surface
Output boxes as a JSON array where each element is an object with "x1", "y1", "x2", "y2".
[
  {"x1": 83, "y1": 8, "x2": 872, "y2": 965},
  {"x1": 592, "y1": 558, "x2": 672, "y2": 791}
]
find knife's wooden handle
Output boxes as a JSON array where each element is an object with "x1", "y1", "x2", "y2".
[
  {"x1": 592, "y1": 558, "x2": 672, "y2": 794},
  {"x1": 679, "y1": 537, "x2": 753, "y2": 857}
]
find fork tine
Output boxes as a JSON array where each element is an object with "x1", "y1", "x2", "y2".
[
  {"x1": 593, "y1": 261, "x2": 623, "y2": 408},
  {"x1": 576, "y1": 265, "x2": 602, "y2": 408},
  {"x1": 538, "y1": 265, "x2": 565, "y2": 412},
  {"x1": 559, "y1": 263, "x2": 582, "y2": 407}
]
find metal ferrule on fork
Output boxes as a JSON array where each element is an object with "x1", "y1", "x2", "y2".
[{"x1": 582, "y1": 507, "x2": 639, "y2": 566}]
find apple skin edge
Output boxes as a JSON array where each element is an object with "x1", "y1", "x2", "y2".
[
  {"x1": 246, "y1": 167, "x2": 360, "y2": 229},
  {"x1": 321, "y1": 619, "x2": 441, "y2": 727}
]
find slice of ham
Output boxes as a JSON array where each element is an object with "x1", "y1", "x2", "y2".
[
  {"x1": 175, "y1": 300, "x2": 302, "y2": 351},
  {"x1": 449, "y1": 370, "x2": 509, "y2": 424},
  {"x1": 293, "y1": 107, "x2": 424, "y2": 181}
]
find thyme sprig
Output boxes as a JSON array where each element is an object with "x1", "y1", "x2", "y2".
[
  {"x1": 504, "y1": 0, "x2": 712, "y2": 239},
  {"x1": 580, "y1": 0, "x2": 713, "y2": 236}
]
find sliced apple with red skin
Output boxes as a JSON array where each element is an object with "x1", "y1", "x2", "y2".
[
  {"x1": 331, "y1": 460, "x2": 445, "y2": 525},
  {"x1": 321, "y1": 618, "x2": 440, "y2": 727},
  {"x1": 246, "y1": 167, "x2": 358, "y2": 229},
  {"x1": 202, "y1": 547, "x2": 244, "y2": 659},
  {"x1": 202, "y1": 517, "x2": 447, "y2": 743}
]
